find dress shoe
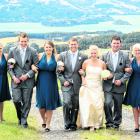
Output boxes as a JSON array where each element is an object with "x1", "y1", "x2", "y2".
[
  {"x1": 42, "y1": 124, "x2": 46, "y2": 128},
  {"x1": 112, "y1": 125, "x2": 119, "y2": 130},
  {"x1": 22, "y1": 124, "x2": 28, "y2": 128},
  {"x1": 106, "y1": 125, "x2": 113, "y2": 129},
  {"x1": 70, "y1": 126, "x2": 77, "y2": 131},
  {"x1": 45, "y1": 128, "x2": 50, "y2": 132},
  {"x1": 134, "y1": 128, "x2": 139, "y2": 132},
  {"x1": 64, "y1": 125, "x2": 70, "y2": 130}
]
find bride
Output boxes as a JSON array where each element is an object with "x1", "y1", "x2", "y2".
[{"x1": 78, "y1": 45, "x2": 112, "y2": 131}]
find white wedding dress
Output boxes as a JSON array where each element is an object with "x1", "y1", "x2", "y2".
[{"x1": 79, "y1": 65, "x2": 104, "y2": 128}]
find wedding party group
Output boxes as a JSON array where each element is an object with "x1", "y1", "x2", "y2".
[{"x1": 0, "y1": 32, "x2": 140, "y2": 133}]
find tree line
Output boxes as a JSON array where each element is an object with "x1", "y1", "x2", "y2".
[{"x1": 3, "y1": 31, "x2": 140, "y2": 53}]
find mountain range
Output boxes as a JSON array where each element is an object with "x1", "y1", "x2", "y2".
[{"x1": 0, "y1": 0, "x2": 140, "y2": 26}]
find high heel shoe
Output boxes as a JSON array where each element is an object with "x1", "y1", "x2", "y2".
[
  {"x1": 134, "y1": 128, "x2": 139, "y2": 132},
  {"x1": 45, "y1": 128, "x2": 50, "y2": 132},
  {"x1": 42, "y1": 124, "x2": 46, "y2": 128}
]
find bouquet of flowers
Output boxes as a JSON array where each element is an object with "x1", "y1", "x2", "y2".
[
  {"x1": 57, "y1": 61, "x2": 64, "y2": 73},
  {"x1": 101, "y1": 70, "x2": 110, "y2": 79},
  {"x1": 8, "y1": 58, "x2": 16, "y2": 69}
]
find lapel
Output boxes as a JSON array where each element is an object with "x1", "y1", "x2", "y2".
[
  {"x1": 115, "y1": 51, "x2": 123, "y2": 71},
  {"x1": 15, "y1": 47, "x2": 22, "y2": 67},
  {"x1": 66, "y1": 51, "x2": 73, "y2": 72},
  {"x1": 23, "y1": 47, "x2": 30, "y2": 67},
  {"x1": 108, "y1": 51, "x2": 114, "y2": 71},
  {"x1": 73, "y1": 52, "x2": 81, "y2": 72}
]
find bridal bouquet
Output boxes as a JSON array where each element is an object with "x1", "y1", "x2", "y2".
[
  {"x1": 8, "y1": 58, "x2": 16, "y2": 69},
  {"x1": 101, "y1": 70, "x2": 110, "y2": 79},
  {"x1": 57, "y1": 61, "x2": 64, "y2": 73}
]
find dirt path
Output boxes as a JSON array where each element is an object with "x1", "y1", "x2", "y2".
[{"x1": 30, "y1": 89, "x2": 140, "y2": 140}]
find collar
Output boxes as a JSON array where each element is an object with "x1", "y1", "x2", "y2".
[{"x1": 69, "y1": 50, "x2": 78, "y2": 56}]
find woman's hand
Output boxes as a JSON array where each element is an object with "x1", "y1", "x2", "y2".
[
  {"x1": 79, "y1": 69, "x2": 85, "y2": 77},
  {"x1": 31, "y1": 65, "x2": 38, "y2": 73},
  {"x1": 124, "y1": 67, "x2": 132, "y2": 73}
]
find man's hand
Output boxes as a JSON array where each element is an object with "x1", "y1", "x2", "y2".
[
  {"x1": 19, "y1": 74, "x2": 28, "y2": 82},
  {"x1": 64, "y1": 81, "x2": 70, "y2": 87},
  {"x1": 114, "y1": 80, "x2": 121, "y2": 86},
  {"x1": 12, "y1": 76, "x2": 21, "y2": 84}
]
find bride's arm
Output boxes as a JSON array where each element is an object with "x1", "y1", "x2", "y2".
[{"x1": 79, "y1": 60, "x2": 87, "y2": 85}]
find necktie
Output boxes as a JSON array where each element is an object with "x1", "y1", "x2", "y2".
[
  {"x1": 72, "y1": 53, "x2": 76, "y2": 71},
  {"x1": 21, "y1": 48, "x2": 25, "y2": 66}
]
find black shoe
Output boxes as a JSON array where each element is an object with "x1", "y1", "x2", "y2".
[
  {"x1": 64, "y1": 125, "x2": 70, "y2": 130},
  {"x1": 112, "y1": 125, "x2": 119, "y2": 130},
  {"x1": 134, "y1": 128, "x2": 139, "y2": 132},
  {"x1": 45, "y1": 128, "x2": 50, "y2": 132},
  {"x1": 70, "y1": 126, "x2": 77, "y2": 131},
  {"x1": 22, "y1": 124, "x2": 28, "y2": 128},
  {"x1": 106, "y1": 125, "x2": 113, "y2": 129},
  {"x1": 42, "y1": 124, "x2": 46, "y2": 128}
]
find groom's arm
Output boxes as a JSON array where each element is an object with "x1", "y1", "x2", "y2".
[{"x1": 120, "y1": 53, "x2": 131, "y2": 84}]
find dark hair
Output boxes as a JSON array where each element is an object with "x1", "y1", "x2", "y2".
[
  {"x1": 18, "y1": 32, "x2": 29, "y2": 41},
  {"x1": 111, "y1": 35, "x2": 121, "y2": 43},
  {"x1": 44, "y1": 40, "x2": 56, "y2": 54},
  {"x1": 68, "y1": 37, "x2": 78, "y2": 44}
]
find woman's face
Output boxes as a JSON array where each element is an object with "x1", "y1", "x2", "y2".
[
  {"x1": 44, "y1": 44, "x2": 53, "y2": 55},
  {"x1": 134, "y1": 47, "x2": 140, "y2": 58},
  {"x1": 90, "y1": 49, "x2": 98, "y2": 58},
  {"x1": 0, "y1": 44, "x2": 3, "y2": 53}
]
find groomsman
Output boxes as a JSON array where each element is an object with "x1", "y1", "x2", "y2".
[
  {"x1": 57, "y1": 38, "x2": 87, "y2": 131},
  {"x1": 8, "y1": 32, "x2": 39, "y2": 128},
  {"x1": 102, "y1": 36, "x2": 130, "y2": 129}
]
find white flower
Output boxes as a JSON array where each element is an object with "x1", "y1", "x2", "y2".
[
  {"x1": 8, "y1": 58, "x2": 16, "y2": 69},
  {"x1": 8, "y1": 58, "x2": 16, "y2": 64},
  {"x1": 78, "y1": 56, "x2": 82, "y2": 60},
  {"x1": 57, "y1": 61, "x2": 64, "y2": 67},
  {"x1": 101, "y1": 70, "x2": 110, "y2": 79}
]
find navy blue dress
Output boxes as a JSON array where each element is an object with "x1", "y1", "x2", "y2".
[
  {"x1": 0, "y1": 54, "x2": 11, "y2": 102},
  {"x1": 123, "y1": 58, "x2": 140, "y2": 108},
  {"x1": 36, "y1": 53, "x2": 61, "y2": 110}
]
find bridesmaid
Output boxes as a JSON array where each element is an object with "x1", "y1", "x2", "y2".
[
  {"x1": 32, "y1": 41, "x2": 62, "y2": 132},
  {"x1": 124, "y1": 43, "x2": 140, "y2": 132},
  {"x1": 0, "y1": 43, "x2": 11, "y2": 122}
]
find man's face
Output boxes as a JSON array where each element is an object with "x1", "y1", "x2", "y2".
[
  {"x1": 69, "y1": 40, "x2": 79, "y2": 53},
  {"x1": 111, "y1": 39, "x2": 121, "y2": 52},
  {"x1": 19, "y1": 37, "x2": 28, "y2": 48}
]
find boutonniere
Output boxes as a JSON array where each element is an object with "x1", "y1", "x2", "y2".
[
  {"x1": 78, "y1": 56, "x2": 82, "y2": 61},
  {"x1": 26, "y1": 60, "x2": 29, "y2": 63}
]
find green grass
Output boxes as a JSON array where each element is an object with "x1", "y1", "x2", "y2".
[
  {"x1": 0, "y1": 101, "x2": 41, "y2": 140},
  {"x1": 80, "y1": 129, "x2": 133, "y2": 140}
]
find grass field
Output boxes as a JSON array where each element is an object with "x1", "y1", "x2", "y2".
[
  {"x1": 80, "y1": 129, "x2": 133, "y2": 140},
  {"x1": 0, "y1": 101, "x2": 41, "y2": 140}
]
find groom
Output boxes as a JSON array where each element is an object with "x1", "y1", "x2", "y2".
[
  {"x1": 57, "y1": 38, "x2": 87, "y2": 131},
  {"x1": 102, "y1": 35, "x2": 130, "y2": 129},
  {"x1": 8, "y1": 32, "x2": 39, "y2": 128}
]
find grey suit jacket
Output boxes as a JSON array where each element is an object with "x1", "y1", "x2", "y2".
[
  {"x1": 57, "y1": 51, "x2": 87, "y2": 94},
  {"x1": 8, "y1": 46, "x2": 39, "y2": 89},
  {"x1": 102, "y1": 50, "x2": 130, "y2": 93}
]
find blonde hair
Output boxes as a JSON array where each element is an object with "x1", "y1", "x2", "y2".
[
  {"x1": 88, "y1": 45, "x2": 100, "y2": 58},
  {"x1": 132, "y1": 43, "x2": 140, "y2": 56}
]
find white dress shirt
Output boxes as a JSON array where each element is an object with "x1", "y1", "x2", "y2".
[
  {"x1": 69, "y1": 50, "x2": 78, "y2": 71},
  {"x1": 111, "y1": 51, "x2": 119, "y2": 71},
  {"x1": 19, "y1": 47, "x2": 26, "y2": 66}
]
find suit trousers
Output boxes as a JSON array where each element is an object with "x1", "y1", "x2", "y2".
[
  {"x1": 62, "y1": 86, "x2": 79, "y2": 128},
  {"x1": 12, "y1": 88, "x2": 33, "y2": 125},
  {"x1": 104, "y1": 91, "x2": 124, "y2": 127}
]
